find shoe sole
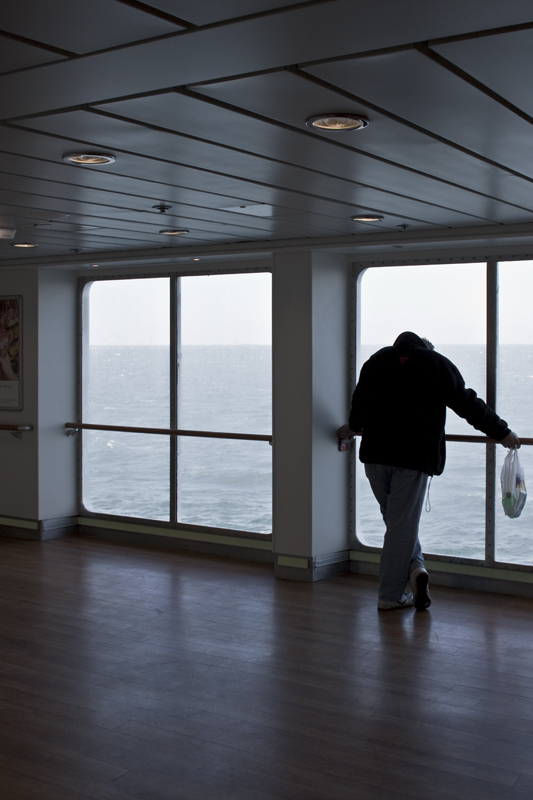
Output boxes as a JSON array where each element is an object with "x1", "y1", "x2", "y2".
[
  {"x1": 413, "y1": 571, "x2": 431, "y2": 611},
  {"x1": 377, "y1": 595, "x2": 414, "y2": 611}
]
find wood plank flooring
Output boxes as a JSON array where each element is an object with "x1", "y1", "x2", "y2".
[{"x1": 1, "y1": 536, "x2": 533, "y2": 799}]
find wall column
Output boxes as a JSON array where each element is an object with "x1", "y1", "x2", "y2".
[
  {"x1": 272, "y1": 250, "x2": 351, "y2": 580},
  {"x1": 0, "y1": 269, "x2": 78, "y2": 540}
]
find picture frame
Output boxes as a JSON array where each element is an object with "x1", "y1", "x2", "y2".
[{"x1": 0, "y1": 296, "x2": 22, "y2": 411}]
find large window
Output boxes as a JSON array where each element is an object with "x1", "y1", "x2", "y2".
[
  {"x1": 82, "y1": 272, "x2": 272, "y2": 533},
  {"x1": 355, "y1": 260, "x2": 532, "y2": 566}
]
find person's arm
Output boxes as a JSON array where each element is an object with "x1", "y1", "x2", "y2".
[
  {"x1": 442, "y1": 356, "x2": 520, "y2": 447},
  {"x1": 348, "y1": 361, "x2": 371, "y2": 433},
  {"x1": 337, "y1": 366, "x2": 368, "y2": 450}
]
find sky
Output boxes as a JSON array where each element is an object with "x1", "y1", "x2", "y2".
[
  {"x1": 360, "y1": 260, "x2": 533, "y2": 345},
  {"x1": 87, "y1": 260, "x2": 533, "y2": 346},
  {"x1": 88, "y1": 272, "x2": 272, "y2": 345}
]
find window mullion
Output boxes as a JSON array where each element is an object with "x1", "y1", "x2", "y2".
[
  {"x1": 170, "y1": 275, "x2": 179, "y2": 523},
  {"x1": 485, "y1": 258, "x2": 498, "y2": 565}
]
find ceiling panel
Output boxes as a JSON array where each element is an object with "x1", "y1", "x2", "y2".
[
  {"x1": 304, "y1": 49, "x2": 533, "y2": 181},
  {"x1": 191, "y1": 69, "x2": 533, "y2": 215},
  {"x1": 433, "y1": 29, "x2": 533, "y2": 119},
  {"x1": 0, "y1": 190, "x2": 290, "y2": 243},
  {"x1": 140, "y1": 0, "x2": 300, "y2": 26},
  {"x1": 0, "y1": 136, "x2": 260, "y2": 210},
  {"x1": 0, "y1": 176, "x2": 350, "y2": 244},
  {"x1": 1, "y1": 1, "x2": 531, "y2": 121},
  {"x1": 0, "y1": 170, "x2": 415, "y2": 241},
  {"x1": 0, "y1": 4, "x2": 532, "y2": 263},
  {"x1": 10, "y1": 109, "x2": 498, "y2": 227},
  {"x1": 0, "y1": 34, "x2": 66, "y2": 74},
  {"x1": 0, "y1": 0, "x2": 184, "y2": 55},
  {"x1": 0, "y1": 126, "x2": 418, "y2": 227},
  {"x1": 88, "y1": 93, "x2": 532, "y2": 224},
  {"x1": 0, "y1": 184, "x2": 426, "y2": 238}
]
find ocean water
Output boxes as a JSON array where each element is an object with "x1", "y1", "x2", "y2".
[
  {"x1": 84, "y1": 345, "x2": 272, "y2": 533},
  {"x1": 85, "y1": 344, "x2": 533, "y2": 564}
]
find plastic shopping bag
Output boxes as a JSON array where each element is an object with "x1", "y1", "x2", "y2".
[{"x1": 501, "y1": 449, "x2": 527, "y2": 519}]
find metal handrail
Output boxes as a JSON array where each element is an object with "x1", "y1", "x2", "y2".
[
  {"x1": 339, "y1": 430, "x2": 533, "y2": 451},
  {"x1": 66, "y1": 423, "x2": 533, "y2": 447},
  {"x1": 351, "y1": 431, "x2": 533, "y2": 445},
  {"x1": 0, "y1": 424, "x2": 32, "y2": 431},
  {"x1": 65, "y1": 422, "x2": 272, "y2": 443},
  {"x1": 445, "y1": 433, "x2": 533, "y2": 445},
  {"x1": 0, "y1": 424, "x2": 33, "y2": 439}
]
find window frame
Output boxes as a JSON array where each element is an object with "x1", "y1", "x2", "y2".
[
  {"x1": 77, "y1": 266, "x2": 273, "y2": 541},
  {"x1": 350, "y1": 254, "x2": 533, "y2": 573}
]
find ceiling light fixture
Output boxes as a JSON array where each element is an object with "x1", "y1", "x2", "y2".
[
  {"x1": 62, "y1": 153, "x2": 116, "y2": 165},
  {"x1": 306, "y1": 113, "x2": 368, "y2": 131},
  {"x1": 90, "y1": 264, "x2": 99, "y2": 267},
  {"x1": 159, "y1": 229, "x2": 188, "y2": 235},
  {"x1": 12, "y1": 242, "x2": 38, "y2": 248},
  {"x1": 351, "y1": 214, "x2": 384, "y2": 222}
]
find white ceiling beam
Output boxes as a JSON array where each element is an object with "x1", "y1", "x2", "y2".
[{"x1": 2, "y1": 0, "x2": 532, "y2": 120}]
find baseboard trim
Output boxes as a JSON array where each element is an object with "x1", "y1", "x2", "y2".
[
  {"x1": 350, "y1": 551, "x2": 533, "y2": 599},
  {"x1": 0, "y1": 524, "x2": 40, "y2": 541},
  {"x1": 40, "y1": 516, "x2": 78, "y2": 541},
  {"x1": 0, "y1": 517, "x2": 79, "y2": 541},
  {"x1": 274, "y1": 550, "x2": 351, "y2": 582},
  {"x1": 78, "y1": 522, "x2": 274, "y2": 564}
]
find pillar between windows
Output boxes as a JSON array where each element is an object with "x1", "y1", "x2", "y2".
[{"x1": 272, "y1": 251, "x2": 351, "y2": 581}]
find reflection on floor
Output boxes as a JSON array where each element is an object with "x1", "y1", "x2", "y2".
[{"x1": 0, "y1": 536, "x2": 532, "y2": 799}]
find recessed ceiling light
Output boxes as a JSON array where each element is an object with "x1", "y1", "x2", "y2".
[
  {"x1": 192, "y1": 258, "x2": 200, "y2": 261},
  {"x1": 306, "y1": 114, "x2": 368, "y2": 131},
  {"x1": 12, "y1": 242, "x2": 38, "y2": 248},
  {"x1": 90, "y1": 264, "x2": 99, "y2": 267},
  {"x1": 351, "y1": 214, "x2": 384, "y2": 222},
  {"x1": 63, "y1": 153, "x2": 116, "y2": 165},
  {"x1": 159, "y1": 229, "x2": 188, "y2": 235}
]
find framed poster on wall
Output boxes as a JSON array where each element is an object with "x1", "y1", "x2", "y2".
[{"x1": 0, "y1": 296, "x2": 21, "y2": 410}]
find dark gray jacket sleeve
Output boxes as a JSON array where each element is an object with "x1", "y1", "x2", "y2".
[{"x1": 440, "y1": 356, "x2": 510, "y2": 440}]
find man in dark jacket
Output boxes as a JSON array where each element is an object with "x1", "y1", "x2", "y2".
[{"x1": 338, "y1": 332, "x2": 520, "y2": 611}]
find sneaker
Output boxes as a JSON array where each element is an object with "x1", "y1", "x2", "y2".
[
  {"x1": 377, "y1": 592, "x2": 414, "y2": 610},
  {"x1": 411, "y1": 567, "x2": 431, "y2": 610}
]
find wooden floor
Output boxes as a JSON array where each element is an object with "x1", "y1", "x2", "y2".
[{"x1": 1, "y1": 538, "x2": 533, "y2": 800}]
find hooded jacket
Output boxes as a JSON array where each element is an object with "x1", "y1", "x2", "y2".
[{"x1": 349, "y1": 332, "x2": 510, "y2": 476}]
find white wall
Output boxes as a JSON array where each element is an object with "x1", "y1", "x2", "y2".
[
  {"x1": 0, "y1": 269, "x2": 78, "y2": 521},
  {"x1": 0, "y1": 270, "x2": 39, "y2": 519},
  {"x1": 37, "y1": 270, "x2": 78, "y2": 520},
  {"x1": 272, "y1": 251, "x2": 351, "y2": 559},
  {"x1": 272, "y1": 252, "x2": 313, "y2": 556},
  {"x1": 311, "y1": 252, "x2": 351, "y2": 555}
]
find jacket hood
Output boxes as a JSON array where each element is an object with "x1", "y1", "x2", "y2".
[{"x1": 393, "y1": 331, "x2": 428, "y2": 351}]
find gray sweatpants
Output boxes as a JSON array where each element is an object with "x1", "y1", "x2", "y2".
[{"x1": 364, "y1": 464, "x2": 428, "y2": 602}]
